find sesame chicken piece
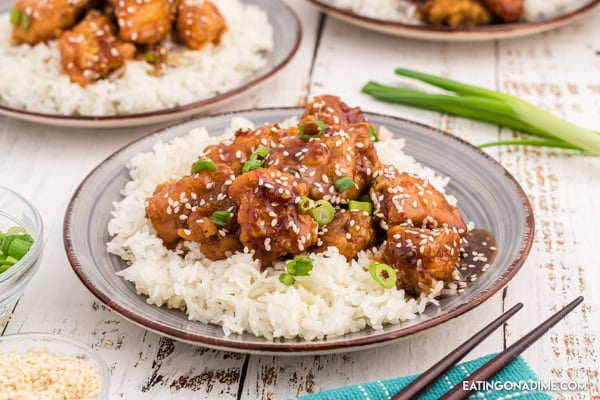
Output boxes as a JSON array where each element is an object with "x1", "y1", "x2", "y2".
[
  {"x1": 110, "y1": 0, "x2": 177, "y2": 44},
  {"x1": 176, "y1": 0, "x2": 227, "y2": 50},
  {"x1": 370, "y1": 165, "x2": 467, "y2": 234},
  {"x1": 267, "y1": 121, "x2": 380, "y2": 204},
  {"x1": 11, "y1": 0, "x2": 93, "y2": 45},
  {"x1": 202, "y1": 123, "x2": 289, "y2": 175},
  {"x1": 482, "y1": 0, "x2": 523, "y2": 22},
  {"x1": 383, "y1": 225, "x2": 461, "y2": 296},
  {"x1": 300, "y1": 95, "x2": 368, "y2": 130},
  {"x1": 145, "y1": 163, "x2": 241, "y2": 260},
  {"x1": 228, "y1": 168, "x2": 319, "y2": 268},
  {"x1": 314, "y1": 209, "x2": 376, "y2": 261},
  {"x1": 59, "y1": 10, "x2": 132, "y2": 87},
  {"x1": 420, "y1": 0, "x2": 492, "y2": 27}
]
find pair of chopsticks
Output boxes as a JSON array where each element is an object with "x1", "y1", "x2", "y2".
[{"x1": 392, "y1": 296, "x2": 584, "y2": 400}]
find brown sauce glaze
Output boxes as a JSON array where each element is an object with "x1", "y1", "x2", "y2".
[{"x1": 457, "y1": 228, "x2": 498, "y2": 290}]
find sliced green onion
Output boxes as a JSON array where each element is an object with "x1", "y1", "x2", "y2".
[
  {"x1": 9, "y1": 8, "x2": 21, "y2": 26},
  {"x1": 144, "y1": 51, "x2": 156, "y2": 63},
  {"x1": 20, "y1": 13, "x2": 30, "y2": 30},
  {"x1": 242, "y1": 146, "x2": 269, "y2": 173},
  {"x1": 348, "y1": 200, "x2": 372, "y2": 214},
  {"x1": 250, "y1": 146, "x2": 269, "y2": 160},
  {"x1": 242, "y1": 159, "x2": 263, "y2": 173},
  {"x1": 0, "y1": 226, "x2": 34, "y2": 274},
  {"x1": 369, "y1": 263, "x2": 397, "y2": 289},
  {"x1": 279, "y1": 273, "x2": 295, "y2": 286},
  {"x1": 8, "y1": 238, "x2": 32, "y2": 260},
  {"x1": 367, "y1": 125, "x2": 379, "y2": 142},
  {"x1": 192, "y1": 157, "x2": 217, "y2": 173},
  {"x1": 287, "y1": 256, "x2": 313, "y2": 276},
  {"x1": 298, "y1": 196, "x2": 314, "y2": 213},
  {"x1": 309, "y1": 200, "x2": 335, "y2": 226},
  {"x1": 334, "y1": 176, "x2": 354, "y2": 193},
  {"x1": 362, "y1": 68, "x2": 600, "y2": 155},
  {"x1": 299, "y1": 120, "x2": 326, "y2": 140},
  {"x1": 210, "y1": 211, "x2": 231, "y2": 226},
  {"x1": 358, "y1": 194, "x2": 371, "y2": 202}
]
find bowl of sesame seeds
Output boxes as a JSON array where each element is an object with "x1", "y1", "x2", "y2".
[{"x1": 0, "y1": 332, "x2": 110, "y2": 400}]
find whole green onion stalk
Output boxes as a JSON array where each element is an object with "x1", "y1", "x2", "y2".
[{"x1": 362, "y1": 68, "x2": 600, "y2": 155}]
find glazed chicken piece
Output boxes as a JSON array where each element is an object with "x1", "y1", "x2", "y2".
[
  {"x1": 59, "y1": 10, "x2": 134, "y2": 87},
  {"x1": 10, "y1": 0, "x2": 93, "y2": 45},
  {"x1": 176, "y1": 0, "x2": 227, "y2": 50},
  {"x1": 300, "y1": 95, "x2": 368, "y2": 131},
  {"x1": 483, "y1": 0, "x2": 523, "y2": 22},
  {"x1": 268, "y1": 121, "x2": 380, "y2": 204},
  {"x1": 202, "y1": 123, "x2": 289, "y2": 175},
  {"x1": 145, "y1": 163, "x2": 241, "y2": 260},
  {"x1": 383, "y1": 225, "x2": 461, "y2": 296},
  {"x1": 419, "y1": 0, "x2": 491, "y2": 27},
  {"x1": 314, "y1": 209, "x2": 376, "y2": 260},
  {"x1": 370, "y1": 165, "x2": 467, "y2": 234},
  {"x1": 111, "y1": 0, "x2": 177, "y2": 44},
  {"x1": 228, "y1": 168, "x2": 319, "y2": 267}
]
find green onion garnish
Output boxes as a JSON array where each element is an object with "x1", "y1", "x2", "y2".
[
  {"x1": 369, "y1": 263, "x2": 397, "y2": 289},
  {"x1": 242, "y1": 159, "x2": 263, "y2": 173},
  {"x1": 251, "y1": 146, "x2": 269, "y2": 159},
  {"x1": 299, "y1": 120, "x2": 326, "y2": 140},
  {"x1": 279, "y1": 256, "x2": 315, "y2": 286},
  {"x1": 279, "y1": 273, "x2": 295, "y2": 286},
  {"x1": 358, "y1": 194, "x2": 371, "y2": 202},
  {"x1": 368, "y1": 125, "x2": 379, "y2": 142},
  {"x1": 362, "y1": 68, "x2": 600, "y2": 155},
  {"x1": 287, "y1": 256, "x2": 313, "y2": 276},
  {"x1": 309, "y1": 199, "x2": 334, "y2": 226},
  {"x1": 285, "y1": 168, "x2": 301, "y2": 178},
  {"x1": 0, "y1": 226, "x2": 33, "y2": 274},
  {"x1": 348, "y1": 200, "x2": 372, "y2": 214},
  {"x1": 334, "y1": 176, "x2": 354, "y2": 193},
  {"x1": 242, "y1": 146, "x2": 269, "y2": 173},
  {"x1": 298, "y1": 196, "x2": 314, "y2": 213},
  {"x1": 192, "y1": 157, "x2": 217, "y2": 173},
  {"x1": 144, "y1": 51, "x2": 156, "y2": 63},
  {"x1": 210, "y1": 211, "x2": 231, "y2": 226},
  {"x1": 21, "y1": 13, "x2": 30, "y2": 30},
  {"x1": 9, "y1": 8, "x2": 21, "y2": 26}
]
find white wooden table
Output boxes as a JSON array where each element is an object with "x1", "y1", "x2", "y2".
[{"x1": 2, "y1": 1, "x2": 599, "y2": 398}]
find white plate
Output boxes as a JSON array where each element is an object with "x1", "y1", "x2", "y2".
[
  {"x1": 306, "y1": 0, "x2": 600, "y2": 41},
  {"x1": 0, "y1": 0, "x2": 301, "y2": 128}
]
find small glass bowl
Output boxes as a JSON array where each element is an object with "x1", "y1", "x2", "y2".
[
  {"x1": 0, "y1": 186, "x2": 44, "y2": 324},
  {"x1": 0, "y1": 332, "x2": 110, "y2": 399}
]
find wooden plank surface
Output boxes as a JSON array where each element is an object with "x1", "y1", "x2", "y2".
[{"x1": 1, "y1": 1, "x2": 599, "y2": 399}]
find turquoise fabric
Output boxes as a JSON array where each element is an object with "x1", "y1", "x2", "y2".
[{"x1": 295, "y1": 354, "x2": 552, "y2": 400}]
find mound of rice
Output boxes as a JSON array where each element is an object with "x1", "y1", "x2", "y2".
[
  {"x1": 322, "y1": 0, "x2": 587, "y2": 24},
  {"x1": 0, "y1": 0, "x2": 273, "y2": 116},
  {"x1": 107, "y1": 118, "x2": 456, "y2": 341}
]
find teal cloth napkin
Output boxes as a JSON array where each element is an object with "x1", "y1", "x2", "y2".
[{"x1": 295, "y1": 354, "x2": 552, "y2": 400}]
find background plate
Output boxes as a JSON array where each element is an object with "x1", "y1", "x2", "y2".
[
  {"x1": 306, "y1": 0, "x2": 600, "y2": 41},
  {"x1": 64, "y1": 108, "x2": 534, "y2": 355},
  {"x1": 0, "y1": 0, "x2": 300, "y2": 128}
]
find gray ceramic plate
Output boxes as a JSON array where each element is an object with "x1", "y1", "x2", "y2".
[
  {"x1": 307, "y1": 0, "x2": 600, "y2": 41},
  {"x1": 64, "y1": 108, "x2": 534, "y2": 355},
  {"x1": 0, "y1": 0, "x2": 300, "y2": 128}
]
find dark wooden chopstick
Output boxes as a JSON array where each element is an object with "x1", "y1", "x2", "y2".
[
  {"x1": 439, "y1": 296, "x2": 584, "y2": 400},
  {"x1": 391, "y1": 302, "x2": 523, "y2": 400}
]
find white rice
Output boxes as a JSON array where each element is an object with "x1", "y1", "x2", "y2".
[
  {"x1": 107, "y1": 119, "x2": 454, "y2": 341},
  {"x1": 0, "y1": 0, "x2": 273, "y2": 116},
  {"x1": 322, "y1": 0, "x2": 587, "y2": 24}
]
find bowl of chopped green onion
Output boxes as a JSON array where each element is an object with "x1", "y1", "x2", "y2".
[{"x1": 0, "y1": 187, "x2": 43, "y2": 325}]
